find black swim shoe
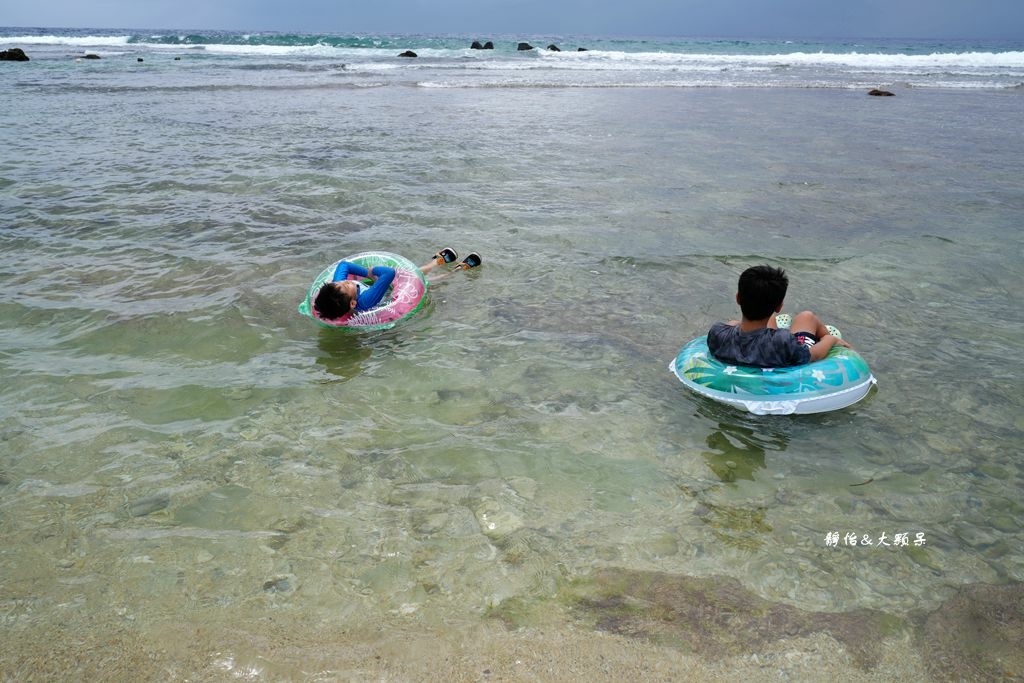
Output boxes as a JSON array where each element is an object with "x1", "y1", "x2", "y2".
[
  {"x1": 456, "y1": 252, "x2": 482, "y2": 270},
  {"x1": 434, "y1": 247, "x2": 458, "y2": 263}
]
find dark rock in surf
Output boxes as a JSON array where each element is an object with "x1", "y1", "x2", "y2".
[
  {"x1": 577, "y1": 47, "x2": 588, "y2": 52},
  {"x1": 483, "y1": 42, "x2": 494, "y2": 49},
  {"x1": 137, "y1": 58, "x2": 144, "y2": 62},
  {"x1": 868, "y1": 88, "x2": 894, "y2": 96},
  {"x1": 82, "y1": 53, "x2": 101, "y2": 59},
  {"x1": 399, "y1": 50, "x2": 417, "y2": 58},
  {"x1": 471, "y1": 41, "x2": 484, "y2": 49},
  {"x1": 547, "y1": 44, "x2": 561, "y2": 52},
  {"x1": 517, "y1": 43, "x2": 534, "y2": 51},
  {"x1": 0, "y1": 48, "x2": 30, "y2": 61}
]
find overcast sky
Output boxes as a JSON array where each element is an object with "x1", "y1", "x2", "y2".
[{"x1": 3, "y1": 0, "x2": 1022, "y2": 40}]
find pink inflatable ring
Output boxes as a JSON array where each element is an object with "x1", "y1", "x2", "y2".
[{"x1": 298, "y1": 251, "x2": 428, "y2": 330}]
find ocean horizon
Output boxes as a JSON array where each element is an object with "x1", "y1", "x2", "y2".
[{"x1": 2, "y1": 23, "x2": 1023, "y2": 681}]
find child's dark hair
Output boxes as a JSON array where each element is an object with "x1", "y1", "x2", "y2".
[
  {"x1": 313, "y1": 283, "x2": 354, "y2": 320},
  {"x1": 738, "y1": 265, "x2": 788, "y2": 320}
]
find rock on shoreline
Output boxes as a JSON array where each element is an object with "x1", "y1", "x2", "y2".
[
  {"x1": 468, "y1": 41, "x2": 587, "y2": 52},
  {"x1": 1, "y1": 48, "x2": 30, "y2": 61}
]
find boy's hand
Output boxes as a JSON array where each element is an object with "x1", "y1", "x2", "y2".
[{"x1": 809, "y1": 335, "x2": 852, "y2": 362}]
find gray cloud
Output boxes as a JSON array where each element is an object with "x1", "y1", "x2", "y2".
[{"x1": 3, "y1": 0, "x2": 1022, "y2": 39}]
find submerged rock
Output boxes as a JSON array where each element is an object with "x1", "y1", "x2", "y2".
[
  {"x1": 398, "y1": 50, "x2": 417, "y2": 58},
  {"x1": 262, "y1": 574, "x2": 297, "y2": 593},
  {"x1": 868, "y1": 88, "x2": 895, "y2": 96},
  {"x1": 562, "y1": 570, "x2": 1024, "y2": 677},
  {"x1": 82, "y1": 53, "x2": 101, "y2": 60},
  {"x1": 474, "y1": 499, "x2": 524, "y2": 539},
  {"x1": 0, "y1": 48, "x2": 29, "y2": 61},
  {"x1": 266, "y1": 516, "x2": 308, "y2": 549},
  {"x1": 506, "y1": 476, "x2": 538, "y2": 501},
  {"x1": 921, "y1": 582, "x2": 1024, "y2": 681},
  {"x1": 127, "y1": 493, "x2": 170, "y2": 517},
  {"x1": 564, "y1": 568, "x2": 903, "y2": 668}
]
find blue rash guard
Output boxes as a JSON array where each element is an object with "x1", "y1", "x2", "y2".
[{"x1": 331, "y1": 261, "x2": 396, "y2": 311}]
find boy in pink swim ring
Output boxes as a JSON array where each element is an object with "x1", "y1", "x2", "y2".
[{"x1": 313, "y1": 248, "x2": 481, "y2": 321}]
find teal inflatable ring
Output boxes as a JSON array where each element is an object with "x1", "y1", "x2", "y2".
[{"x1": 669, "y1": 316, "x2": 876, "y2": 415}]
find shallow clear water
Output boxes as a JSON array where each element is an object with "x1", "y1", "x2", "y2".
[{"x1": 1, "y1": 44, "x2": 1023, "y2": 673}]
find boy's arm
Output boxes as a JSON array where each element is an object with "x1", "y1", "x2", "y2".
[
  {"x1": 332, "y1": 261, "x2": 373, "y2": 281},
  {"x1": 808, "y1": 335, "x2": 852, "y2": 362},
  {"x1": 356, "y1": 266, "x2": 395, "y2": 309}
]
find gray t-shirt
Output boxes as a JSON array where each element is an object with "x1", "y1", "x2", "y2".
[{"x1": 707, "y1": 322, "x2": 810, "y2": 368}]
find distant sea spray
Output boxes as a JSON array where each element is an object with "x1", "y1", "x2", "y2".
[{"x1": 3, "y1": 27, "x2": 1022, "y2": 90}]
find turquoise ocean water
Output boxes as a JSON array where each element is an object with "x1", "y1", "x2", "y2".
[{"x1": 1, "y1": 27, "x2": 1023, "y2": 677}]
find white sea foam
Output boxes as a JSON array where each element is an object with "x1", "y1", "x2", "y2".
[
  {"x1": 3, "y1": 34, "x2": 132, "y2": 46},
  {"x1": 538, "y1": 49, "x2": 1024, "y2": 70},
  {"x1": 196, "y1": 43, "x2": 348, "y2": 57}
]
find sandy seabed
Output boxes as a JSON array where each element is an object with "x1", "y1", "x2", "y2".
[
  {"x1": 6, "y1": 570, "x2": 1022, "y2": 681},
  {"x1": 3, "y1": 618, "x2": 930, "y2": 682}
]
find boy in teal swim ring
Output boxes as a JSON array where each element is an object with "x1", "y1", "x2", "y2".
[
  {"x1": 708, "y1": 265, "x2": 851, "y2": 368},
  {"x1": 313, "y1": 248, "x2": 481, "y2": 320}
]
